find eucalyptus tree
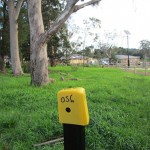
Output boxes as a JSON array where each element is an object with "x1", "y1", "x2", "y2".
[
  {"x1": 42, "y1": 0, "x2": 71, "y2": 66},
  {"x1": 140, "y1": 40, "x2": 150, "y2": 67},
  {"x1": 140, "y1": 40, "x2": 150, "y2": 57},
  {"x1": 97, "y1": 31, "x2": 119, "y2": 63},
  {"x1": 70, "y1": 17, "x2": 101, "y2": 51},
  {"x1": 2, "y1": 0, "x2": 24, "y2": 75},
  {"x1": 28, "y1": 0, "x2": 101, "y2": 86}
]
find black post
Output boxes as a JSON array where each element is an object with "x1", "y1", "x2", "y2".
[
  {"x1": 58, "y1": 88, "x2": 89, "y2": 150},
  {"x1": 127, "y1": 34, "x2": 130, "y2": 67},
  {"x1": 127, "y1": 53, "x2": 130, "y2": 67},
  {"x1": 124, "y1": 30, "x2": 130, "y2": 68},
  {"x1": 63, "y1": 124, "x2": 85, "y2": 150}
]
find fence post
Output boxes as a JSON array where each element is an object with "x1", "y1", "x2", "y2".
[
  {"x1": 58, "y1": 87, "x2": 89, "y2": 150},
  {"x1": 134, "y1": 66, "x2": 136, "y2": 74},
  {"x1": 145, "y1": 67, "x2": 147, "y2": 76}
]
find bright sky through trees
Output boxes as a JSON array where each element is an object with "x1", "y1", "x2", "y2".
[{"x1": 71, "y1": 0, "x2": 150, "y2": 49}]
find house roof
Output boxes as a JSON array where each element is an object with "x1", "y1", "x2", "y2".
[
  {"x1": 70, "y1": 54, "x2": 83, "y2": 59},
  {"x1": 60, "y1": 54, "x2": 83, "y2": 60},
  {"x1": 116, "y1": 55, "x2": 140, "y2": 59},
  {"x1": 60, "y1": 56, "x2": 66, "y2": 60},
  {"x1": 101, "y1": 58, "x2": 109, "y2": 61}
]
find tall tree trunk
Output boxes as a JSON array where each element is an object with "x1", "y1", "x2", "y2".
[
  {"x1": 8, "y1": 1, "x2": 23, "y2": 75},
  {"x1": 50, "y1": 46, "x2": 55, "y2": 67},
  {"x1": 9, "y1": 14, "x2": 23, "y2": 75},
  {"x1": 28, "y1": 0, "x2": 49, "y2": 86},
  {"x1": 28, "y1": 0, "x2": 101, "y2": 86}
]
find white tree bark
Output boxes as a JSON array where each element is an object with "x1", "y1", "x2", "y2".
[
  {"x1": 28, "y1": 0, "x2": 49, "y2": 85},
  {"x1": 4, "y1": 0, "x2": 24, "y2": 75},
  {"x1": 28, "y1": 0, "x2": 101, "y2": 86}
]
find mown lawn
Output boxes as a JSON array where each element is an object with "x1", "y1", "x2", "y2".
[{"x1": 0, "y1": 66, "x2": 150, "y2": 150}]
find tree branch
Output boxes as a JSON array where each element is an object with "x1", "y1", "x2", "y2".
[
  {"x1": 106, "y1": 45, "x2": 112, "y2": 58},
  {"x1": 1, "y1": 0, "x2": 8, "y2": 5},
  {"x1": 39, "y1": 0, "x2": 102, "y2": 45},
  {"x1": 74, "y1": 0, "x2": 101, "y2": 12},
  {"x1": 39, "y1": 0, "x2": 79, "y2": 45},
  {"x1": 34, "y1": 137, "x2": 64, "y2": 147},
  {"x1": 15, "y1": 0, "x2": 24, "y2": 19}
]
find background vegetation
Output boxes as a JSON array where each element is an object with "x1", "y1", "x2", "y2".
[{"x1": 0, "y1": 66, "x2": 149, "y2": 150}]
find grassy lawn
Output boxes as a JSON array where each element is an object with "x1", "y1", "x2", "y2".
[{"x1": 0, "y1": 66, "x2": 150, "y2": 150}]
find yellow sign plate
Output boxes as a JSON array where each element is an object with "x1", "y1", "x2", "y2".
[{"x1": 58, "y1": 87, "x2": 89, "y2": 126}]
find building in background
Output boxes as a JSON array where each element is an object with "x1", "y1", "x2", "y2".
[{"x1": 116, "y1": 55, "x2": 140, "y2": 66}]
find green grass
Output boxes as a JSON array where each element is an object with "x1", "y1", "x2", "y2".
[{"x1": 0, "y1": 66, "x2": 150, "y2": 150}]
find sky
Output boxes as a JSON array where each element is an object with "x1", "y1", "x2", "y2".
[{"x1": 70, "y1": 0, "x2": 150, "y2": 49}]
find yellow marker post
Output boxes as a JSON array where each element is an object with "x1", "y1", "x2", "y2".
[{"x1": 58, "y1": 87, "x2": 89, "y2": 150}]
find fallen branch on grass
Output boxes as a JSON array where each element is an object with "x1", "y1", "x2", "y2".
[
  {"x1": 60, "y1": 76, "x2": 80, "y2": 81},
  {"x1": 60, "y1": 72, "x2": 73, "y2": 76},
  {"x1": 33, "y1": 137, "x2": 64, "y2": 147},
  {"x1": 68, "y1": 78, "x2": 79, "y2": 80}
]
